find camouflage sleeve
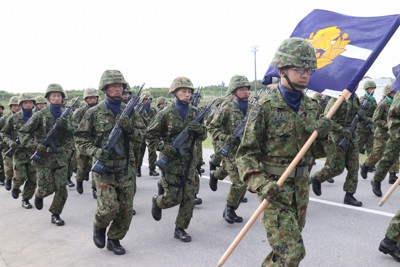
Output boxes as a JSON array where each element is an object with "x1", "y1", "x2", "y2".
[
  {"x1": 18, "y1": 112, "x2": 40, "y2": 149},
  {"x1": 207, "y1": 107, "x2": 229, "y2": 142},
  {"x1": 74, "y1": 109, "x2": 97, "y2": 157},
  {"x1": 236, "y1": 103, "x2": 268, "y2": 192},
  {"x1": 132, "y1": 110, "x2": 146, "y2": 143},
  {"x1": 71, "y1": 108, "x2": 84, "y2": 130},
  {"x1": 0, "y1": 115, "x2": 14, "y2": 147},
  {"x1": 372, "y1": 102, "x2": 387, "y2": 130},
  {"x1": 388, "y1": 96, "x2": 400, "y2": 140},
  {"x1": 324, "y1": 97, "x2": 343, "y2": 133},
  {"x1": 146, "y1": 111, "x2": 163, "y2": 145}
]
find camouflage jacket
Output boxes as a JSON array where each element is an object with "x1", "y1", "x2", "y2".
[
  {"x1": 357, "y1": 94, "x2": 377, "y2": 131},
  {"x1": 140, "y1": 106, "x2": 158, "y2": 126},
  {"x1": 388, "y1": 93, "x2": 400, "y2": 141},
  {"x1": 208, "y1": 97, "x2": 252, "y2": 158},
  {"x1": 146, "y1": 101, "x2": 207, "y2": 175},
  {"x1": 236, "y1": 86, "x2": 320, "y2": 192},
  {"x1": 74, "y1": 100, "x2": 146, "y2": 164},
  {"x1": 18, "y1": 106, "x2": 73, "y2": 166},
  {"x1": 372, "y1": 97, "x2": 392, "y2": 139},
  {"x1": 71, "y1": 102, "x2": 90, "y2": 129},
  {"x1": 0, "y1": 111, "x2": 34, "y2": 162},
  {"x1": 0, "y1": 112, "x2": 14, "y2": 150},
  {"x1": 324, "y1": 95, "x2": 360, "y2": 142}
]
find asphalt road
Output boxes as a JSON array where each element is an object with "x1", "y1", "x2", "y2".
[{"x1": 0, "y1": 148, "x2": 399, "y2": 267}]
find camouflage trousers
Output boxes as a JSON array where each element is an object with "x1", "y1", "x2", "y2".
[
  {"x1": 386, "y1": 209, "x2": 400, "y2": 242},
  {"x1": 147, "y1": 145, "x2": 158, "y2": 171},
  {"x1": 0, "y1": 152, "x2": 4, "y2": 182},
  {"x1": 374, "y1": 138, "x2": 400, "y2": 182},
  {"x1": 93, "y1": 163, "x2": 136, "y2": 240},
  {"x1": 66, "y1": 151, "x2": 77, "y2": 181},
  {"x1": 364, "y1": 136, "x2": 399, "y2": 173},
  {"x1": 356, "y1": 129, "x2": 374, "y2": 155},
  {"x1": 156, "y1": 166, "x2": 199, "y2": 229},
  {"x1": 259, "y1": 176, "x2": 309, "y2": 267},
  {"x1": 315, "y1": 137, "x2": 359, "y2": 193},
  {"x1": 224, "y1": 157, "x2": 246, "y2": 209},
  {"x1": 13, "y1": 159, "x2": 37, "y2": 200},
  {"x1": 2, "y1": 150, "x2": 13, "y2": 181},
  {"x1": 75, "y1": 151, "x2": 92, "y2": 182},
  {"x1": 34, "y1": 160, "x2": 68, "y2": 215},
  {"x1": 214, "y1": 159, "x2": 229, "y2": 180},
  {"x1": 209, "y1": 139, "x2": 223, "y2": 167}
]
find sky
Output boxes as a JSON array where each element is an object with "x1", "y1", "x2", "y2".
[{"x1": 1, "y1": 0, "x2": 399, "y2": 93}]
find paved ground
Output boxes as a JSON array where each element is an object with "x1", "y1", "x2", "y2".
[{"x1": 0, "y1": 148, "x2": 399, "y2": 267}]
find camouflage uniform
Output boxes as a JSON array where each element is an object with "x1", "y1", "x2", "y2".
[
  {"x1": 208, "y1": 75, "x2": 253, "y2": 223},
  {"x1": 74, "y1": 70, "x2": 145, "y2": 254},
  {"x1": 18, "y1": 84, "x2": 72, "y2": 225},
  {"x1": 236, "y1": 38, "x2": 329, "y2": 267},
  {"x1": 372, "y1": 92, "x2": 400, "y2": 196},
  {"x1": 312, "y1": 94, "x2": 363, "y2": 206},
  {"x1": 361, "y1": 84, "x2": 398, "y2": 181},
  {"x1": 378, "y1": 209, "x2": 400, "y2": 261},
  {"x1": 356, "y1": 81, "x2": 377, "y2": 155},
  {"x1": 147, "y1": 77, "x2": 207, "y2": 242},
  {"x1": 0, "y1": 93, "x2": 37, "y2": 207}
]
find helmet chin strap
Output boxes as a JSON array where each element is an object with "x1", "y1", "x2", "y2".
[{"x1": 283, "y1": 72, "x2": 306, "y2": 91}]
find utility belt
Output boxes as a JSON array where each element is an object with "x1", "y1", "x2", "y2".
[
  {"x1": 103, "y1": 159, "x2": 126, "y2": 168},
  {"x1": 261, "y1": 163, "x2": 309, "y2": 179}
]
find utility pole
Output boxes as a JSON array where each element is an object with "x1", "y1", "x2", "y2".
[{"x1": 251, "y1": 45, "x2": 258, "y2": 88}]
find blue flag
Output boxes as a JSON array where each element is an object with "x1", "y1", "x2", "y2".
[
  {"x1": 262, "y1": 9, "x2": 400, "y2": 93},
  {"x1": 391, "y1": 64, "x2": 400, "y2": 92}
]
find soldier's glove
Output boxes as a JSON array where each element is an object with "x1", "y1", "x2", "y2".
[
  {"x1": 188, "y1": 121, "x2": 205, "y2": 135},
  {"x1": 57, "y1": 116, "x2": 68, "y2": 130},
  {"x1": 314, "y1": 117, "x2": 332, "y2": 137},
  {"x1": 260, "y1": 181, "x2": 280, "y2": 203},
  {"x1": 340, "y1": 128, "x2": 352, "y2": 140},
  {"x1": 33, "y1": 143, "x2": 46, "y2": 153},
  {"x1": 161, "y1": 144, "x2": 179, "y2": 159},
  {"x1": 93, "y1": 148, "x2": 110, "y2": 161},
  {"x1": 117, "y1": 115, "x2": 135, "y2": 134}
]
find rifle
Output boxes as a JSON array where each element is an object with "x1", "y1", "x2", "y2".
[
  {"x1": 31, "y1": 97, "x2": 79, "y2": 163},
  {"x1": 155, "y1": 99, "x2": 217, "y2": 171},
  {"x1": 338, "y1": 96, "x2": 370, "y2": 150},
  {"x1": 191, "y1": 87, "x2": 202, "y2": 107},
  {"x1": 5, "y1": 138, "x2": 20, "y2": 158},
  {"x1": 91, "y1": 84, "x2": 144, "y2": 175},
  {"x1": 219, "y1": 89, "x2": 263, "y2": 157}
]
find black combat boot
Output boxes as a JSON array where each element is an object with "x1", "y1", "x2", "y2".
[
  {"x1": 209, "y1": 171, "x2": 218, "y2": 191},
  {"x1": 223, "y1": 205, "x2": 235, "y2": 224},
  {"x1": 371, "y1": 180, "x2": 382, "y2": 197},
  {"x1": 344, "y1": 193, "x2": 362, "y2": 207},
  {"x1": 34, "y1": 196, "x2": 43, "y2": 210},
  {"x1": 93, "y1": 224, "x2": 106, "y2": 248},
  {"x1": 379, "y1": 237, "x2": 400, "y2": 262},
  {"x1": 21, "y1": 199, "x2": 32, "y2": 209},
  {"x1": 5, "y1": 179, "x2": 11, "y2": 191},
  {"x1": 151, "y1": 195, "x2": 162, "y2": 221},
  {"x1": 241, "y1": 197, "x2": 248, "y2": 203},
  {"x1": 311, "y1": 175, "x2": 322, "y2": 196},
  {"x1": 107, "y1": 238, "x2": 126, "y2": 255},
  {"x1": 157, "y1": 182, "x2": 164, "y2": 196},
  {"x1": 232, "y1": 209, "x2": 243, "y2": 223},
  {"x1": 76, "y1": 181, "x2": 83, "y2": 194},
  {"x1": 174, "y1": 227, "x2": 192, "y2": 242},
  {"x1": 0, "y1": 180, "x2": 4, "y2": 186},
  {"x1": 209, "y1": 161, "x2": 219, "y2": 171},
  {"x1": 84, "y1": 172, "x2": 90, "y2": 181},
  {"x1": 360, "y1": 164, "x2": 369, "y2": 179},
  {"x1": 132, "y1": 209, "x2": 136, "y2": 216},
  {"x1": 67, "y1": 178, "x2": 75, "y2": 187},
  {"x1": 194, "y1": 197, "x2": 202, "y2": 206},
  {"x1": 137, "y1": 167, "x2": 141, "y2": 177},
  {"x1": 389, "y1": 173, "x2": 398, "y2": 184},
  {"x1": 327, "y1": 178, "x2": 335, "y2": 183},
  {"x1": 11, "y1": 188, "x2": 20, "y2": 199},
  {"x1": 149, "y1": 169, "x2": 160, "y2": 176},
  {"x1": 92, "y1": 187, "x2": 97, "y2": 199},
  {"x1": 51, "y1": 214, "x2": 65, "y2": 226}
]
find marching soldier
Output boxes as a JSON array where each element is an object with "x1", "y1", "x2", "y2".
[
  {"x1": 378, "y1": 209, "x2": 400, "y2": 261},
  {"x1": 0, "y1": 93, "x2": 37, "y2": 208},
  {"x1": 156, "y1": 97, "x2": 167, "y2": 112},
  {"x1": 236, "y1": 38, "x2": 332, "y2": 266},
  {"x1": 75, "y1": 70, "x2": 145, "y2": 255},
  {"x1": 147, "y1": 76, "x2": 207, "y2": 242},
  {"x1": 34, "y1": 96, "x2": 47, "y2": 111},
  {"x1": 19, "y1": 84, "x2": 72, "y2": 226}
]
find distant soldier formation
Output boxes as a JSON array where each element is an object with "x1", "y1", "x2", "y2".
[{"x1": 0, "y1": 36, "x2": 400, "y2": 264}]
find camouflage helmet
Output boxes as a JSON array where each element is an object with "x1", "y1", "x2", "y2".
[
  {"x1": 83, "y1": 88, "x2": 99, "y2": 99},
  {"x1": 35, "y1": 96, "x2": 47, "y2": 104},
  {"x1": 70, "y1": 97, "x2": 81, "y2": 107},
  {"x1": 383, "y1": 84, "x2": 392, "y2": 95},
  {"x1": 141, "y1": 92, "x2": 152, "y2": 99},
  {"x1": 123, "y1": 82, "x2": 132, "y2": 95},
  {"x1": 156, "y1": 97, "x2": 166, "y2": 106},
  {"x1": 228, "y1": 75, "x2": 251, "y2": 93},
  {"x1": 99, "y1": 70, "x2": 127, "y2": 92},
  {"x1": 8, "y1": 96, "x2": 19, "y2": 106},
  {"x1": 363, "y1": 80, "x2": 376, "y2": 90},
  {"x1": 169, "y1": 77, "x2": 194, "y2": 93},
  {"x1": 18, "y1": 92, "x2": 36, "y2": 105},
  {"x1": 64, "y1": 92, "x2": 68, "y2": 100},
  {"x1": 272, "y1": 37, "x2": 317, "y2": 69},
  {"x1": 45, "y1": 83, "x2": 66, "y2": 98}
]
